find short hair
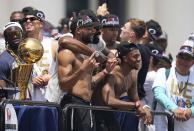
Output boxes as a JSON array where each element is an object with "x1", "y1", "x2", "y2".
[
  {"x1": 127, "y1": 18, "x2": 146, "y2": 39},
  {"x1": 117, "y1": 41, "x2": 138, "y2": 60},
  {"x1": 10, "y1": 11, "x2": 24, "y2": 22}
]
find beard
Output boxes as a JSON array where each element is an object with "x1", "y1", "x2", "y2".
[
  {"x1": 131, "y1": 64, "x2": 138, "y2": 70},
  {"x1": 81, "y1": 35, "x2": 93, "y2": 44},
  {"x1": 92, "y1": 34, "x2": 100, "y2": 44},
  {"x1": 130, "y1": 62, "x2": 141, "y2": 70}
]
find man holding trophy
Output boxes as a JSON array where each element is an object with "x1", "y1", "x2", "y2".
[
  {"x1": 0, "y1": 22, "x2": 24, "y2": 99},
  {"x1": 0, "y1": 22, "x2": 43, "y2": 100}
]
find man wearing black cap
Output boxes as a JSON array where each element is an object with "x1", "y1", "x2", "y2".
[
  {"x1": 153, "y1": 43, "x2": 194, "y2": 131},
  {"x1": 22, "y1": 9, "x2": 58, "y2": 101},
  {"x1": 23, "y1": 9, "x2": 45, "y2": 38},
  {"x1": 94, "y1": 41, "x2": 152, "y2": 131},
  {"x1": 79, "y1": 9, "x2": 107, "y2": 53},
  {"x1": 100, "y1": 14, "x2": 120, "y2": 54},
  {"x1": 119, "y1": 18, "x2": 153, "y2": 131},
  {"x1": 138, "y1": 19, "x2": 164, "y2": 98},
  {"x1": 144, "y1": 19, "x2": 163, "y2": 43},
  {"x1": 58, "y1": 15, "x2": 117, "y2": 131}
]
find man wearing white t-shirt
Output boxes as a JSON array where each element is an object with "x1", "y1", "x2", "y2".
[{"x1": 153, "y1": 44, "x2": 194, "y2": 131}]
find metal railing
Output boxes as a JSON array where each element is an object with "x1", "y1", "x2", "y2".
[
  {"x1": 0, "y1": 100, "x2": 174, "y2": 131},
  {"x1": 63, "y1": 104, "x2": 174, "y2": 131}
]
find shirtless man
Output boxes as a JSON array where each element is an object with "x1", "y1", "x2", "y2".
[
  {"x1": 94, "y1": 41, "x2": 152, "y2": 131},
  {"x1": 58, "y1": 15, "x2": 117, "y2": 131}
]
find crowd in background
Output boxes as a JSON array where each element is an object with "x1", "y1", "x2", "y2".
[{"x1": 0, "y1": 3, "x2": 194, "y2": 131}]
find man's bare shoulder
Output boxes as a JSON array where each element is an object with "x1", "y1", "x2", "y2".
[
  {"x1": 111, "y1": 65, "x2": 122, "y2": 75},
  {"x1": 110, "y1": 66, "x2": 128, "y2": 96},
  {"x1": 58, "y1": 49, "x2": 76, "y2": 65},
  {"x1": 58, "y1": 36, "x2": 79, "y2": 46},
  {"x1": 130, "y1": 69, "x2": 138, "y2": 81},
  {"x1": 58, "y1": 49, "x2": 75, "y2": 58},
  {"x1": 111, "y1": 66, "x2": 123, "y2": 84}
]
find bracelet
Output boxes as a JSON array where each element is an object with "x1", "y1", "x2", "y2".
[
  {"x1": 135, "y1": 101, "x2": 140, "y2": 109},
  {"x1": 143, "y1": 105, "x2": 151, "y2": 109}
]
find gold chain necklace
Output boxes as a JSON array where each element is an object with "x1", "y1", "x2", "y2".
[{"x1": 6, "y1": 46, "x2": 22, "y2": 65}]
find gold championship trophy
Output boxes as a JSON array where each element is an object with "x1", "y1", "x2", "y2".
[{"x1": 11, "y1": 38, "x2": 43, "y2": 100}]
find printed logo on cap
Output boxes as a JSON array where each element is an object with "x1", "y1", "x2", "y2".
[
  {"x1": 148, "y1": 28, "x2": 156, "y2": 35},
  {"x1": 76, "y1": 15, "x2": 92, "y2": 28},
  {"x1": 101, "y1": 17, "x2": 119, "y2": 26},
  {"x1": 37, "y1": 12, "x2": 44, "y2": 19},
  {"x1": 36, "y1": 11, "x2": 45, "y2": 20}
]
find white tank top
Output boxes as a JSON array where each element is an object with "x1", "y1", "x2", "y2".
[
  {"x1": 30, "y1": 37, "x2": 53, "y2": 101},
  {"x1": 45, "y1": 46, "x2": 65, "y2": 103},
  {"x1": 44, "y1": 33, "x2": 74, "y2": 103}
]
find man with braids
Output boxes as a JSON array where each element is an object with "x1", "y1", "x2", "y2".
[{"x1": 0, "y1": 22, "x2": 24, "y2": 99}]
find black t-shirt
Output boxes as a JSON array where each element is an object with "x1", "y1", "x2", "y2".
[{"x1": 137, "y1": 44, "x2": 151, "y2": 99}]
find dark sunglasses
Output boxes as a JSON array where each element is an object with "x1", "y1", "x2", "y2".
[
  {"x1": 22, "y1": 17, "x2": 40, "y2": 23},
  {"x1": 177, "y1": 53, "x2": 193, "y2": 60}
]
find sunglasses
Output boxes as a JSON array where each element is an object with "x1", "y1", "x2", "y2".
[
  {"x1": 177, "y1": 53, "x2": 193, "y2": 61},
  {"x1": 22, "y1": 17, "x2": 40, "y2": 23}
]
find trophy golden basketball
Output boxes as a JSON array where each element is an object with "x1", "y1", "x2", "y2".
[{"x1": 11, "y1": 38, "x2": 43, "y2": 100}]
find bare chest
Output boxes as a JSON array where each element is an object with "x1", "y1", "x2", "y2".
[{"x1": 114, "y1": 74, "x2": 132, "y2": 97}]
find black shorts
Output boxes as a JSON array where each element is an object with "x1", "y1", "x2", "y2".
[{"x1": 61, "y1": 94, "x2": 96, "y2": 131}]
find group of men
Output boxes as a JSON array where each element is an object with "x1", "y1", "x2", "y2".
[{"x1": 0, "y1": 4, "x2": 194, "y2": 131}]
